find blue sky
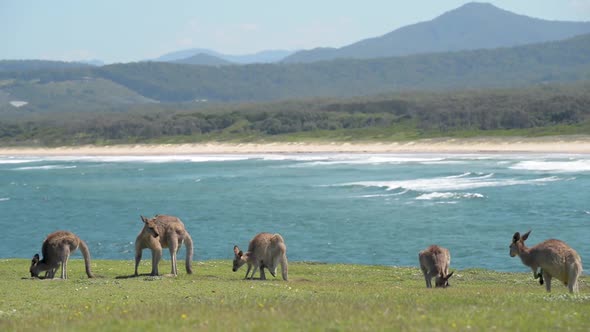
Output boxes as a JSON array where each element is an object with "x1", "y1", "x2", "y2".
[{"x1": 1, "y1": 0, "x2": 589, "y2": 63}]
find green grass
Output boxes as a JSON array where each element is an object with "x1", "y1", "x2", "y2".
[{"x1": 1, "y1": 259, "x2": 589, "y2": 331}]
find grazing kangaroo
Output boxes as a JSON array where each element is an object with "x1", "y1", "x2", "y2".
[
  {"x1": 419, "y1": 245, "x2": 454, "y2": 288},
  {"x1": 134, "y1": 215, "x2": 193, "y2": 276},
  {"x1": 233, "y1": 232, "x2": 288, "y2": 281},
  {"x1": 510, "y1": 230, "x2": 582, "y2": 293},
  {"x1": 30, "y1": 231, "x2": 94, "y2": 279}
]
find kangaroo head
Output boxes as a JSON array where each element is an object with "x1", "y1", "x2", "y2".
[
  {"x1": 509, "y1": 230, "x2": 531, "y2": 257},
  {"x1": 232, "y1": 245, "x2": 247, "y2": 272},
  {"x1": 435, "y1": 271, "x2": 454, "y2": 288},
  {"x1": 141, "y1": 215, "x2": 159, "y2": 238},
  {"x1": 30, "y1": 253, "x2": 40, "y2": 277}
]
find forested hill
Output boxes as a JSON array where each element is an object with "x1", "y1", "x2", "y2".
[
  {"x1": 283, "y1": 2, "x2": 590, "y2": 63},
  {"x1": 1, "y1": 82, "x2": 589, "y2": 146},
  {"x1": 1, "y1": 34, "x2": 590, "y2": 113}
]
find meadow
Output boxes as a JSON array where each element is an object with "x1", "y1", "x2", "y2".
[{"x1": 1, "y1": 259, "x2": 589, "y2": 331}]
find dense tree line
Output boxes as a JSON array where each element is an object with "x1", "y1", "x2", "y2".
[{"x1": 1, "y1": 83, "x2": 589, "y2": 146}]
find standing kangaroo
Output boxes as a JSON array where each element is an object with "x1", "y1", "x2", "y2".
[
  {"x1": 134, "y1": 215, "x2": 194, "y2": 276},
  {"x1": 419, "y1": 245, "x2": 453, "y2": 288},
  {"x1": 30, "y1": 231, "x2": 94, "y2": 279},
  {"x1": 233, "y1": 232, "x2": 288, "y2": 281},
  {"x1": 510, "y1": 230, "x2": 582, "y2": 293}
]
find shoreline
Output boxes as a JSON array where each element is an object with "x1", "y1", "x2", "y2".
[{"x1": 1, "y1": 136, "x2": 590, "y2": 155}]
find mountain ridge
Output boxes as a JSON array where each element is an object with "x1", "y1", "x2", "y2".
[
  {"x1": 155, "y1": 49, "x2": 294, "y2": 64},
  {"x1": 282, "y1": 2, "x2": 590, "y2": 63},
  {"x1": 1, "y1": 32, "x2": 589, "y2": 113}
]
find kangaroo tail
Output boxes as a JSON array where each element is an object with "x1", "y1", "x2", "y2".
[
  {"x1": 281, "y1": 251, "x2": 288, "y2": 281},
  {"x1": 184, "y1": 233, "x2": 194, "y2": 274},
  {"x1": 571, "y1": 255, "x2": 583, "y2": 293},
  {"x1": 78, "y1": 239, "x2": 94, "y2": 278}
]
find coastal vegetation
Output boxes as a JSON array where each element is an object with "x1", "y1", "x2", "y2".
[
  {"x1": 1, "y1": 259, "x2": 588, "y2": 331},
  {"x1": 0, "y1": 82, "x2": 589, "y2": 146}
]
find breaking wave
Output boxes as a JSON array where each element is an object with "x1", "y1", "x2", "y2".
[
  {"x1": 340, "y1": 173, "x2": 561, "y2": 192},
  {"x1": 511, "y1": 159, "x2": 590, "y2": 172},
  {"x1": 415, "y1": 192, "x2": 485, "y2": 200},
  {"x1": 13, "y1": 165, "x2": 77, "y2": 171}
]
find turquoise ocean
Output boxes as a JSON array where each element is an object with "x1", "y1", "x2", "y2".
[{"x1": 1, "y1": 153, "x2": 588, "y2": 272}]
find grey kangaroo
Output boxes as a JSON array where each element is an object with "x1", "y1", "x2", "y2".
[
  {"x1": 30, "y1": 230, "x2": 93, "y2": 279},
  {"x1": 134, "y1": 215, "x2": 194, "y2": 276},
  {"x1": 233, "y1": 232, "x2": 288, "y2": 281}
]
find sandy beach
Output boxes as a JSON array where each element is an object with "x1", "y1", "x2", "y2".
[{"x1": 1, "y1": 136, "x2": 590, "y2": 156}]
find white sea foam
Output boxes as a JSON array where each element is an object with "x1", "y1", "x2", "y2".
[
  {"x1": 0, "y1": 197, "x2": 9, "y2": 202},
  {"x1": 294, "y1": 155, "x2": 446, "y2": 167},
  {"x1": 357, "y1": 194, "x2": 399, "y2": 198},
  {"x1": 14, "y1": 165, "x2": 77, "y2": 171},
  {"x1": 510, "y1": 159, "x2": 590, "y2": 172},
  {"x1": 341, "y1": 173, "x2": 561, "y2": 192},
  {"x1": 416, "y1": 192, "x2": 484, "y2": 200},
  {"x1": 20, "y1": 155, "x2": 255, "y2": 164},
  {"x1": 0, "y1": 158, "x2": 40, "y2": 164},
  {"x1": 420, "y1": 160, "x2": 466, "y2": 165},
  {"x1": 445, "y1": 172, "x2": 471, "y2": 178},
  {"x1": 357, "y1": 190, "x2": 409, "y2": 198}
]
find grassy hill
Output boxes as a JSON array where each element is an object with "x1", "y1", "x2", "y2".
[{"x1": 0, "y1": 77, "x2": 155, "y2": 115}]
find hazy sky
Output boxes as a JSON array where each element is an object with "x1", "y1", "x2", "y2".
[{"x1": 1, "y1": 0, "x2": 589, "y2": 63}]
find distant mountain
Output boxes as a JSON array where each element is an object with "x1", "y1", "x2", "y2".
[
  {"x1": 283, "y1": 2, "x2": 590, "y2": 63},
  {"x1": 155, "y1": 49, "x2": 294, "y2": 64},
  {"x1": 221, "y1": 50, "x2": 295, "y2": 64},
  {"x1": 80, "y1": 59, "x2": 105, "y2": 66},
  {"x1": 0, "y1": 60, "x2": 92, "y2": 72},
  {"x1": 155, "y1": 48, "x2": 213, "y2": 62},
  {"x1": 3, "y1": 33, "x2": 590, "y2": 110},
  {"x1": 171, "y1": 53, "x2": 234, "y2": 66}
]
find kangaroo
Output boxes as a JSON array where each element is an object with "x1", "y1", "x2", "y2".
[
  {"x1": 233, "y1": 232, "x2": 288, "y2": 281},
  {"x1": 30, "y1": 231, "x2": 94, "y2": 279},
  {"x1": 510, "y1": 230, "x2": 582, "y2": 293},
  {"x1": 134, "y1": 215, "x2": 193, "y2": 276},
  {"x1": 419, "y1": 245, "x2": 453, "y2": 288}
]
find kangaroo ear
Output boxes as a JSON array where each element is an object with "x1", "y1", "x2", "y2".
[
  {"x1": 233, "y1": 245, "x2": 240, "y2": 255},
  {"x1": 140, "y1": 215, "x2": 148, "y2": 223},
  {"x1": 446, "y1": 271, "x2": 454, "y2": 280},
  {"x1": 32, "y1": 253, "x2": 39, "y2": 263},
  {"x1": 522, "y1": 230, "x2": 531, "y2": 241},
  {"x1": 512, "y1": 232, "x2": 520, "y2": 242}
]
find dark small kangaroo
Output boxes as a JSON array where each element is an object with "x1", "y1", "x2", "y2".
[
  {"x1": 30, "y1": 231, "x2": 94, "y2": 279},
  {"x1": 134, "y1": 215, "x2": 194, "y2": 276}
]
